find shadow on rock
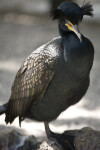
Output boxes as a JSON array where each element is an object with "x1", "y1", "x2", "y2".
[{"x1": 39, "y1": 127, "x2": 100, "y2": 150}]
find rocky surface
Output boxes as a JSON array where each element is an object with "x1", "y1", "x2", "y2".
[
  {"x1": 39, "y1": 127, "x2": 100, "y2": 150},
  {"x1": 1, "y1": 126, "x2": 100, "y2": 150},
  {"x1": 0, "y1": 126, "x2": 39, "y2": 150},
  {"x1": 17, "y1": 136, "x2": 39, "y2": 150},
  {"x1": 39, "y1": 141, "x2": 60, "y2": 150}
]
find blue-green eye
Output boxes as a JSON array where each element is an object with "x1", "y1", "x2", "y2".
[
  {"x1": 65, "y1": 20, "x2": 73, "y2": 27},
  {"x1": 65, "y1": 20, "x2": 69, "y2": 24}
]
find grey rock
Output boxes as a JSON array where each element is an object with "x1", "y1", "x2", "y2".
[
  {"x1": 74, "y1": 127, "x2": 100, "y2": 150},
  {"x1": 38, "y1": 141, "x2": 60, "y2": 150},
  {"x1": 0, "y1": 126, "x2": 38, "y2": 150},
  {"x1": 1, "y1": 127, "x2": 100, "y2": 150},
  {"x1": 39, "y1": 127, "x2": 100, "y2": 150},
  {"x1": 0, "y1": 128, "x2": 21, "y2": 150},
  {"x1": 17, "y1": 135, "x2": 39, "y2": 150}
]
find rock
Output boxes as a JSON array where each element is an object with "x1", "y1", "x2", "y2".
[
  {"x1": 38, "y1": 131, "x2": 75, "y2": 150},
  {"x1": 0, "y1": 126, "x2": 100, "y2": 150},
  {"x1": 38, "y1": 141, "x2": 60, "y2": 150},
  {"x1": 18, "y1": 135, "x2": 39, "y2": 150},
  {"x1": 74, "y1": 127, "x2": 100, "y2": 150},
  {"x1": 0, "y1": 126, "x2": 39, "y2": 150},
  {"x1": 0, "y1": 127, "x2": 21, "y2": 150},
  {"x1": 39, "y1": 127, "x2": 100, "y2": 150}
]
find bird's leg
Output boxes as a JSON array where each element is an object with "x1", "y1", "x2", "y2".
[
  {"x1": 44, "y1": 121, "x2": 63, "y2": 150},
  {"x1": 44, "y1": 121, "x2": 53, "y2": 139}
]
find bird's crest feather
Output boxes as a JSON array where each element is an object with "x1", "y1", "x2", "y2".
[{"x1": 81, "y1": 2, "x2": 93, "y2": 17}]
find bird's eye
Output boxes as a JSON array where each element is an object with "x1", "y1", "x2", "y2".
[
  {"x1": 65, "y1": 20, "x2": 69, "y2": 24},
  {"x1": 65, "y1": 20, "x2": 70, "y2": 25},
  {"x1": 65, "y1": 20, "x2": 73, "y2": 27}
]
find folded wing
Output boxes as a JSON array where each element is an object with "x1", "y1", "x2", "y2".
[{"x1": 5, "y1": 43, "x2": 56, "y2": 125}]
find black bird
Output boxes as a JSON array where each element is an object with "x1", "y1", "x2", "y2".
[{"x1": 0, "y1": 1, "x2": 94, "y2": 144}]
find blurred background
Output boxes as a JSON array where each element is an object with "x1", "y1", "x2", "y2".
[{"x1": 0, "y1": 0, "x2": 100, "y2": 142}]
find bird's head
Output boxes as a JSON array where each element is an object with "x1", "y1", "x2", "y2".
[{"x1": 51, "y1": 1, "x2": 93, "y2": 41}]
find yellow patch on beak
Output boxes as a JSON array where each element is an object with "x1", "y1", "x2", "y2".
[
  {"x1": 65, "y1": 21, "x2": 74, "y2": 31},
  {"x1": 65, "y1": 20, "x2": 82, "y2": 42}
]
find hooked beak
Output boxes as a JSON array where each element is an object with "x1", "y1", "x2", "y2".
[{"x1": 65, "y1": 20, "x2": 82, "y2": 42}]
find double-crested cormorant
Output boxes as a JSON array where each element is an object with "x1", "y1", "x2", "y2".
[{"x1": 0, "y1": 1, "x2": 94, "y2": 142}]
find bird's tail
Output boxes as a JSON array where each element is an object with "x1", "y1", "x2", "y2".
[{"x1": 0, "y1": 103, "x2": 7, "y2": 115}]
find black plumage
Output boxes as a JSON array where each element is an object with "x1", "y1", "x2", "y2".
[{"x1": 0, "y1": 1, "x2": 94, "y2": 142}]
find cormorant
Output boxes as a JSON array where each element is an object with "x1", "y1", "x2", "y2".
[{"x1": 0, "y1": 1, "x2": 94, "y2": 144}]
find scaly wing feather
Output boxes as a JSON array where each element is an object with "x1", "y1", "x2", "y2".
[{"x1": 5, "y1": 44, "x2": 56, "y2": 125}]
